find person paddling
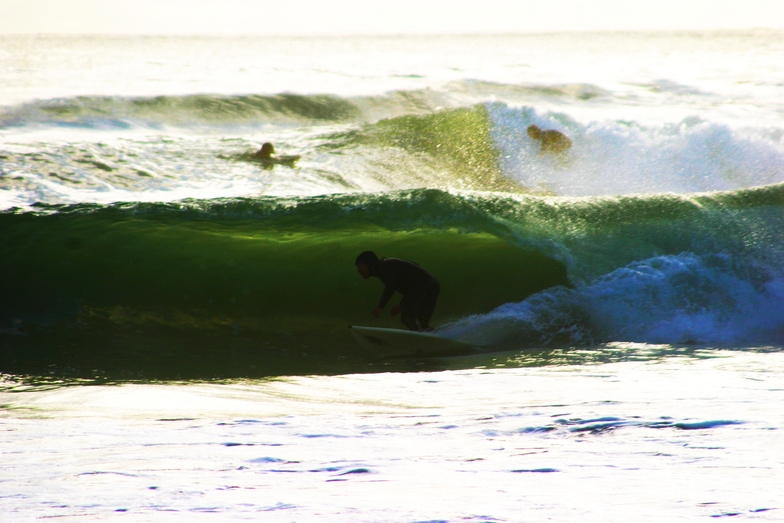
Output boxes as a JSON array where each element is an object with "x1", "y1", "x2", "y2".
[
  {"x1": 253, "y1": 142, "x2": 276, "y2": 160},
  {"x1": 251, "y1": 142, "x2": 301, "y2": 168},
  {"x1": 355, "y1": 251, "x2": 440, "y2": 332}
]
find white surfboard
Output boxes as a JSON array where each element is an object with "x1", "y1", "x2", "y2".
[
  {"x1": 240, "y1": 152, "x2": 301, "y2": 167},
  {"x1": 263, "y1": 155, "x2": 301, "y2": 167},
  {"x1": 350, "y1": 325, "x2": 476, "y2": 358}
]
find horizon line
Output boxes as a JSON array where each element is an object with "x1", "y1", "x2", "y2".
[{"x1": 2, "y1": 27, "x2": 781, "y2": 38}]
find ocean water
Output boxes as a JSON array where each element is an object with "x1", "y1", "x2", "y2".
[{"x1": 1, "y1": 32, "x2": 784, "y2": 521}]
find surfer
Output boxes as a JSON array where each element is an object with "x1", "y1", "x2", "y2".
[
  {"x1": 355, "y1": 251, "x2": 440, "y2": 332},
  {"x1": 527, "y1": 125, "x2": 572, "y2": 156},
  {"x1": 253, "y1": 142, "x2": 276, "y2": 160},
  {"x1": 251, "y1": 142, "x2": 301, "y2": 169}
]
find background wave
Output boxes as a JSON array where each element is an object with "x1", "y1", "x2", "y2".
[
  {"x1": 0, "y1": 93, "x2": 363, "y2": 130},
  {"x1": 0, "y1": 81, "x2": 615, "y2": 131},
  {"x1": 3, "y1": 94, "x2": 783, "y2": 211}
]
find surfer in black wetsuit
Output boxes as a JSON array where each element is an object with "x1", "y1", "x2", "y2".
[
  {"x1": 251, "y1": 142, "x2": 301, "y2": 169},
  {"x1": 527, "y1": 125, "x2": 572, "y2": 156},
  {"x1": 355, "y1": 250, "x2": 440, "y2": 332},
  {"x1": 253, "y1": 142, "x2": 275, "y2": 160}
]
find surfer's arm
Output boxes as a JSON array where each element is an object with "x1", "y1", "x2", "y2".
[{"x1": 377, "y1": 284, "x2": 395, "y2": 310}]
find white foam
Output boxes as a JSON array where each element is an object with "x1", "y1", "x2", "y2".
[
  {"x1": 488, "y1": 103, "x2": 784, "y2": 196},
  {"x1": 443, "y1": 253, "x2": 784, "y2": 348}
]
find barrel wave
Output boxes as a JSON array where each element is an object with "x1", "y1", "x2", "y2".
[
  {"x1": 4, "y1": 184, "x2": 784, "y2": 378},
  {"x1": 0, "y1": 189, "x2": 570, "y2": 378}
]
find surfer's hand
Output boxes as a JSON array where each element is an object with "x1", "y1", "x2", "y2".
[
  {"x1": 372, "y1": 307, "x2": 382, "y2": 317},
  {"x1": 390, "y1": 304, "x2": 401, "y2": 316}
]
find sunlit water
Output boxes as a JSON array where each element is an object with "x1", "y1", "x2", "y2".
[{"x1": 2, "y1": 348, "x2": 782, "y2": 521}]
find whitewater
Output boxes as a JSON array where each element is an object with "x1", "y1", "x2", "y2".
[{"x1": 1, "y1": 32, "x2": 784, "y2": 521}]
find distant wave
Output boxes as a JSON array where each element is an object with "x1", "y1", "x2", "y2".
[
  {"x1": 0, "y1": 81, "x2": 618, "y2": 131},
  {"x1": 4, "y1": 90, "x2": 783, "y2": 205},
  {"x1": 0, "y1": 93, "x2": 362, "y2": 129}
]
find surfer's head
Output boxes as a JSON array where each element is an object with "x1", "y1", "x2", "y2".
[
  {"x1": 527, "y1": 125, "x2": 542, "y2": 140},
  {"x1": 258, "y1": 142, "x2": 275, "y2": 159},
  {"x1": 355, "y1": 250, "x2": 379, "y2": 279}
]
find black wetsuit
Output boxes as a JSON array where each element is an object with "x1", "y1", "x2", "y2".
[{"x1": 372, "y1": 258, "x2": 440, "y2": 331}]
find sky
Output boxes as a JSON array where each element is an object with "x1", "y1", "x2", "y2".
[{"x1": 1, "y1": 0, "x2": 782, "y2": 35}]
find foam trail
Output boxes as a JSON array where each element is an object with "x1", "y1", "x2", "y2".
[{"x1": 441, "y1": 253, "x2": 784, "y2": 349}]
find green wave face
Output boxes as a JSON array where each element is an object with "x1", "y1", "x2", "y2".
[
  {"x1": 325, "y1": 105, "x2": 525, "y2": 192},
  {"x1": 2, "y1": 185, "x2": 783, "y2": 379},
  {"x1": 0, "y1": 191, "x2": 569, "y2": 379}
]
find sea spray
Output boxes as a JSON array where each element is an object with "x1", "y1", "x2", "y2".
[
  {"x1": 443, "y1": 252, "x2": 784, "y2": 349},
  {"x1": 488, "y1": 103, "x2": 784, "y2": 196}
]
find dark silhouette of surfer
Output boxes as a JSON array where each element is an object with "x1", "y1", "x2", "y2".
[
  {"x1": 355, "y1": 251, "x2": 440, "y2": 332},
  {"x1": 252, "y1": 142, "x2": 301, "y2": 169},
  {"x1": 253, "y1": 142, "x2": 276, "y2": 160},
  {"x1": 527, "y1": 125, "x2": 572, "y2": 156}
]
